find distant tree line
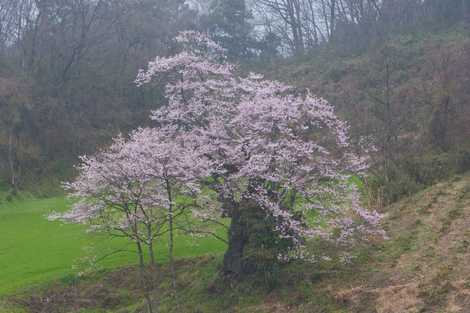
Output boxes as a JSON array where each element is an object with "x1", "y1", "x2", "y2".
[
  {"x1": 0, "y1": 0, "x2": 194, "y2": 189},
  {"x1": 248, "y1": 0, "x2": 470, "y2": 55},
  {"x1": 0, "y1": 0, "x2": 469, "y2": 191}
]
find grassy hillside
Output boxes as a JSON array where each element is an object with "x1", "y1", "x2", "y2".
[
  {"x1": 265, "y1": 26, "x2": 470, "y2": 203},
  {"x1": 338, "y1": 172, "x2": 470, "y2": 313},
  {"x1": 3, "y1": 173, "x2": 470, "y2": 312},
  {"x1": 0, "y1": 195, "x2": 226, "y2": 296}
]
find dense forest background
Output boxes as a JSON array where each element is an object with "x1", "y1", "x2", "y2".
[{"x1": 1, "y1": 0, "x2": 469, "y2": 203}]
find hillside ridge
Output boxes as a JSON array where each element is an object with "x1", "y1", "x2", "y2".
[{"x1": 338, "y1": 173, "x2": 470, "y2": 313}]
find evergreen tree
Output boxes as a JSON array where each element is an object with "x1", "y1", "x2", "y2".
[{"x1": 206, "y1": 0, "x2": 253, "y2": 59}]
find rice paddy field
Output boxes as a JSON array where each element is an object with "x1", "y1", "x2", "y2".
[{"x1": 0, "y1": 195, "x2": 226, "y2": 296}]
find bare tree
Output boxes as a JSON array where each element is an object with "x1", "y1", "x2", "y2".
[{"x1": 253, "y1": 0, "x2": 341, "y2": 54}]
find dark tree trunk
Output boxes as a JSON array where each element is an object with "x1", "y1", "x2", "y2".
[
  {"x1": 222, "y1": 197, "x2": 275, "y2": 277},
  {"x1": 222, "y1": 206, "x2": 249, "y2": 276}
]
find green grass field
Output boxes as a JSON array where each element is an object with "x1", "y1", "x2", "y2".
[{"x1": 0, "y1": 195, "x2": 226, "y2": 296}]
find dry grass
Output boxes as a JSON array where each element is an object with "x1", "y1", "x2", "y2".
[{"x1": 335, "y1": 173, "x2": 470, "y2": 313}]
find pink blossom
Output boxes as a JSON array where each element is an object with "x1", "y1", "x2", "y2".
[
  {"x1": 134, "y1": 31, "x2": 385, "y2": 254},
  {"x1": 58, "y1": 31, "x2": 385, "y2": 263}
]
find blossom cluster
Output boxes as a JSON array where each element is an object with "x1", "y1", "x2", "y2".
[{"x1": 58, "y1": 31, "x2": 385, "y2": 258}]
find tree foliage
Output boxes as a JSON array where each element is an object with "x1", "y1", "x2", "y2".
[{"x1": 58, "y1": 33, "x2": 384, "y2": 284}]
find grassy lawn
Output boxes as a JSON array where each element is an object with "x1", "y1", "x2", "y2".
[{"x1": 0, "y1": 195, "x2": 226, "y2": 296}]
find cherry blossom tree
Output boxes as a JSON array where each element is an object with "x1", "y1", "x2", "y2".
[
  {"x1": 125, "y1": 126, "x2": 213, "y2": 294},
  {"x1": 50, "y1": 134, "x2": 161, "y2": 313},
  {"x1": 54, "y1": 27, "x2": 385, "y2": 283},
  {"x1": 136, "y1": 31, "x2": 385, "y2": 276},
  {"x1": 51, "y1": 126, "x2": 211, "y2": 312}
]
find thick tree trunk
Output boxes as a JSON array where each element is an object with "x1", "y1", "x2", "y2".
[
  {"x1": 222, "y1": 206, "x2": 249, "y2": 276},
  {"x1": 222, "y1": 196, "x2": 274, "y2": 277}
]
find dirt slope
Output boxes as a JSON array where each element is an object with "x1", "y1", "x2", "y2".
[{"x1": 338, "y1": 173, "x2": 470, "y2": 313}]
